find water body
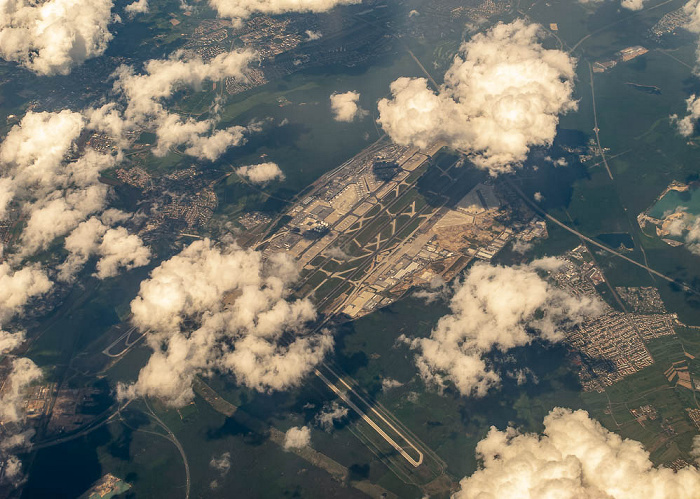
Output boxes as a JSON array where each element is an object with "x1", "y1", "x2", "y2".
[{"x1": 649, "y1": 186, "x2": 700, "y2": 219}]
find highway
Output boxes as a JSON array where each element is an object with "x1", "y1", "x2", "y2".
[
  {"x1": 506, "y1": 179, "x2": 700, "y2": 295},
  {"x1": 144, "y1": 399, "x2": 191, "y2": 499},
  {"x1": 569, "y1": 0, "x2": 675, "y2": 53},
  {"x1": 29, "y1": 398, "x2": 192, "y2": 499},
  {"x1": 586, "y1": 59, "x2": 661, "y2": 279},
  {"x1": 587, "y1": 62, "x2": 614, "y2": 181},
  {"x1": 29, "y1": 401, "x2": 128, "y2": 452}
]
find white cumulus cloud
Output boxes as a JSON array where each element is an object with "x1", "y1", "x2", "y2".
[
  {"x1": 58, "y1": 217, "x2": 151, "y2": 281},
  {"x1": 665, "y1": 211, "x2": 700, "y2": 255},
  {"x1": 0, "y1": 263, "x2": 52, "y2": 326},
  {"x1": 0, "y1": 357, "x2": 42, "y2": 423},
  {"x1": 118, "y1": 239, "x2": 332, "y2": 407},
  {"x1": 0, "y1": 262, "x2": 52, "y2": 351},
  {"x1": 0, "y1": 109, "x2": 148, "y2": 336},
  {"x1": 236, "y1": 162, "x2": 285, "y2": 183},
  {"x1": 0, "y1": 357, "x2": 42, "y2": 486},
  {"x1": 0, "y1": 330, "x2": 25, "y2": 354},
  {"x1": 377, "y1": 20, "x2": 577, "y2": 174},
  {"x1": 283, "y1": 426, "x2": 311, "y2": 449},
  {"x1": 453, "y1": 407, "x2": 700, "y2": 498},
  {"x1": 0, "y1": 111, "x2": 123, "y2": 257},
  {"x1": 681, "y1": 0, "x2": 700, "y2": 74},
  {"x1": 330, "y1": 91, "x2": 366, "y2": 122},
  {"x1": 671, "y1": 94, "x2": 700, "y2": 136},
  {"x1": 90, "y1": 49, "x2": 257, "y2": 161},
  {"x1": 125, "y1": 0, "x2": 149, "y2": 14},
  {"x1": 381, "y1": 377, "x2": 403, "y2": 391},
  {"x1": 209, "y1": 452, "x2": 231, "y2": 475},
  {"x1": 621, "y1": 0, "x2": 645, "y2": 10},
  {"x1": 315, "y1": 401, "x2": 348, "y2": 431},
  {"x1": 407, "y1": 261, "x2": 602, "y2": 397},
  {"x1": 0, "y1": 0, "x2": 115, "y2": 75},
  {"x1": 209, "y1": 0, "x2": 361, "y2": 25}
]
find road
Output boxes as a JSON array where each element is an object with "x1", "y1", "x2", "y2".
[
  {"x1": 569, "y1": 0, "x2": 675, "y2": 53},
  {"x1": 30, "y1": 401, "x2": 128, "y2": 452},
  {"x1": 30, "y1": 397, "x2": 191, "y2": 499},
  {"x1": 586, "y1": 62, "x2": 658, "y2": 279},
  {"x1": 144, "y1": 399, "x2": 191, "y2": 499},
  {"x1": 588, "y1": 62, "x2": 614, "y2": 181},
  {"x1": 506, "y1": 179, "x2": 700, "y2": 295}
]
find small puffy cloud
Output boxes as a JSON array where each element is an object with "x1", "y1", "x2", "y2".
[
  {"x1": 210, "y1": 452, "x2": 231, "y2": 475},
  {"x1": 58, "y1": 217, "x2": 109, "y2": 280},
  {"x1": 0, "y1": 0, "x2": 115, "y2": 75},
  {"x1": 544, "y1": 155, "x2": 568, "y2": 167},
  {"x1": 90, "y1": 49, "x2": 257, "y2": 161},
  {"x1": 413, "y1": 276, "x2": 448, "y2": 304},
  {"x1": 621, "y1": 0, "x2": 645, "y2": 10},
  {"x1": 155, "y1": 118, "x2": 248, "y2": 161},
  {"x1": 0, "y1": 358, "x2": 42, "y2": 423},
  {"x1": 95, "y1": 226, "x2": 151, "y2": 278},
  {"x1": 0, "y1": 263, "x2": 52, "y2": 325},
  {"x1": 330, "y1": 91, "x2": 366, "y2": 122},
  {"x1": 209, "y1": 0, "x2": 361, "y2": 25},
  {"x1": 125, "y1": 0, "x2": 149, "y2": 14},
  {"x1": 0, "y1": 262, "x2": 51, "y2": 355},
  {"x1": 19, "y1": 184, "x2": 110, "y2": 257},
  {"x1": 0, "y1": 111, "x2": 124, "y2": 258},
  {"x1": 665, "y1": 212, "x2": 700, "y2": 255},
  {"x1": 671, "y1": 94, "x2": 700, "y2": 136},
  {"x1": 112, "y1": 50, "x2": 255, "y2": 124},
  {"x1": 0, "y1": 358, "x2": 42, "y2": 486},
  {"x1": 284, "y1": 426, "x2": 311, "y2": 449},
  {"x1": 454, "y1": 407, "x2": 700, "y2": 498},
  {"x1": 407, "y1": 261, "x2": 602, "y2": 397},
  {"x1": 0, "y1": 330, "x2": 26, "y2": 354},
  {"x1": 506, "y1": 367, "x2": 537, "y2": 385},
  {"x1": 2, "y1": 455, "x2": 24, "y2": 485},
  {"x1": 324, "y1": 246, "x2": 350, "y2": 260},
  {"x1": 378, "y1": 20, "x2": 577, "y2": 174},
  {"x1": 236, "y1": 162, "x2": 285, "y2": 183},
  {"x1": 381, "y1": 377, "x2": 403, "y2": 391},
  {"x1": 683, "y1": 0, "x2": 700, "y2": 70},
  {"x1": 119, "y1": 239, "x2": 332, "y2": 407},
  {"x1": 511, "y1": 239, "x2": 534, "y2": 254},
  {"x1": 58, "y1": 217, "x2": 151, "y2": 281},
  {"x1": 0, "y1": 110, "x2": 85, "y2": 211},
  {"x1": 305, "y1": 30, "x2": 322, "y2": 40},
  {"x1": 315, "y1": 401, "x2": 348, "y2": 431}
]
